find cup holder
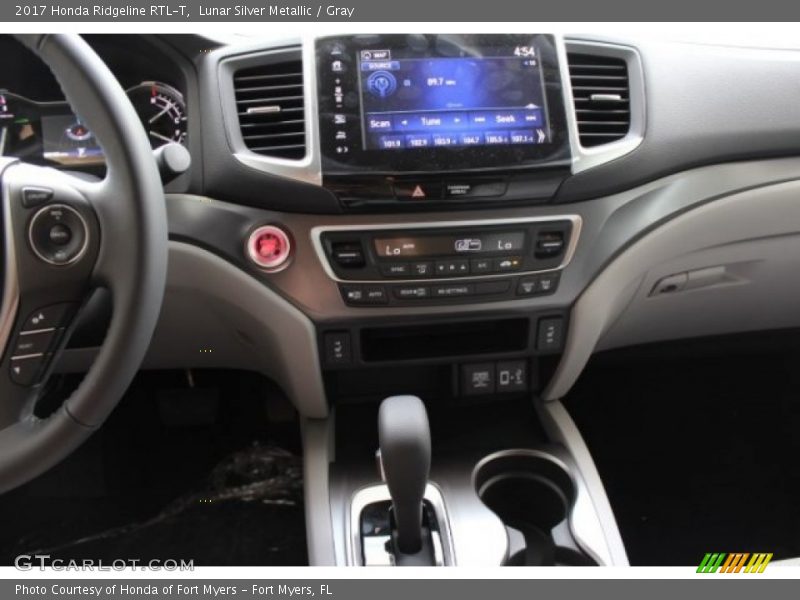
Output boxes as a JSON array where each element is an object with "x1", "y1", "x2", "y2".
[{"x1": 474, "y1": 450, "x2": 596, "y2": 566}]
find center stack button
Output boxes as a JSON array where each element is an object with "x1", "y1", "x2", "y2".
[{"x1": 394, "y1": 181, "x2": 443, "y2": 200}]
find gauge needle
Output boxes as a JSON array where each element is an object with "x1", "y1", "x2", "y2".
[
  {"x1": 149, "y1": 105, "x2": 171, "y2": 124},
  {"x1": 149, "y1": 131, "x2": 174, "y2": 144}
]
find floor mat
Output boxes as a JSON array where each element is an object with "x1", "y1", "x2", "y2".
[
  {"x1": 0, "y1": 370, "x2": 307, "y2": 566},
  {"x1": 565, "y1": 338, "x2": 800, "y2": 566}
]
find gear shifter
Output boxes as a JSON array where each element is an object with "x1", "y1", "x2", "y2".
[{"x1": 377, "y1": 395, "x2": 431, "y2": 555}]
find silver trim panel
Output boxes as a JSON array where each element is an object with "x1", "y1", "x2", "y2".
[
  {"x1": 310, "y1": 214, "x2": 582, "y2": 284},
  {"x1": 18, "y1": 327, "x2": 56, "y2": 336},
  {"x1": 10, "y1": 353, "x2": 44, "y2": 361},
  {"x1": 536, "y1": 403, "x2": 629, "y2": 565},
  {"x1": 223, "y1": 35, "x2": 645, "y2": 186},
  {"x1": 347, "y1": 482, "x2": 455, "y2": 566},
  {"x1": 225, "y1": 41, "x2": 322, "y2": 186}
]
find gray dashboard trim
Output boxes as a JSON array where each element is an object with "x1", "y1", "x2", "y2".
[
  {"x1": 556, "y1": 36, "x2": 800, "y2": 202},
  {"x1": 545, "y1": 175, "x2": 800, "y2": 401},
  {"x1": 310, "y1": 214, "x2": 582, "y2": 284},
  {"x1": 302, "y1": 416, "x2": 337, "y2": 565},
  {"x1": 537, "y1": 400, "x2": 629, "y2": 565},
  {"x1": 153, "y1": 241, "x2": 328, "y2": 418}
]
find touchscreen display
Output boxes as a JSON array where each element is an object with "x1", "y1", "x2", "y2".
[
  {"x1": 359, "y1": 49, "x2": 548, "y2": 151},
  {"x1": 317, "y1": 34, "x2": 570, "y2": 175}
]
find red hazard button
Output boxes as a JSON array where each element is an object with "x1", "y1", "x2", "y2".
[{"x1": 393, "y1": 181, "x2": 443, "y2": 200}]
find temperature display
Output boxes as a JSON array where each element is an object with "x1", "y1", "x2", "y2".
[{"x1": 374, "y1": 231, "x2": 526, "y2": 258}]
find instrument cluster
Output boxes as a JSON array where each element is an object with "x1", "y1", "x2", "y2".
[{"x1": 0, "y1": 81, "x2": 187, "y2": 168}]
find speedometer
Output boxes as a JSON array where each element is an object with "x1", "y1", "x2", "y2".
[{"x1": 126, "y1": 81, "x2": 187, "y2": 149}]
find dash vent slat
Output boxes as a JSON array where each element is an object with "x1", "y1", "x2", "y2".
[
  {"x1": 567, "y1": 52, "x2": 631, "y2": 147},
  {"x1": 234, "y1": 52, "x2": 306, "y2": 160}
]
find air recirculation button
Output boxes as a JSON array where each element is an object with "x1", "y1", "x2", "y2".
[{"x1": 28, "y1": 204, "x2": 88, "y2": 265}]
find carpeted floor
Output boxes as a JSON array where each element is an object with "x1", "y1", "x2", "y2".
[
  {"x1": 0, "y1": 370, "x2": 307, "y2": 566},
  {"x1": 565, "y1": 334, "x2": 800, "y2": 566}
]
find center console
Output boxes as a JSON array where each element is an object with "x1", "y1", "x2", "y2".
[{"x1": 186, "y1": 32, "x2": 629, "y2": 566}]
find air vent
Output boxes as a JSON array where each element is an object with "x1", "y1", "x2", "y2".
[
  {"x1": 567, "y1": 52, "x2": 630, "y2": 147},
  {"x1": 234, "y1": 53, "x2": 306, "y2": 160}
]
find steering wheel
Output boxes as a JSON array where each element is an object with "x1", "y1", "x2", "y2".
[{"x1": 0, "y1": 34, "x2": 167, "y2": 492}]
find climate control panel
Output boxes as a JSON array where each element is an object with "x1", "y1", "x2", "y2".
[{"x1": 315, "y1": 217, "x2": 579, "y2": 306}]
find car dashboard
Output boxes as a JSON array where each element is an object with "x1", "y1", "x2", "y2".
[{"x1": 5, "y1": 31, "x2": 800, "y2": 567}]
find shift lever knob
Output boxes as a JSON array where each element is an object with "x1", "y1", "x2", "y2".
[{"x1": 378, "y1": 395, "x2": 431, "y2": 554}]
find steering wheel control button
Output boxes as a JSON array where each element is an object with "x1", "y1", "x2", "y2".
[
  {"x1": 341, "y1": 285, "x2": 388, "y2": 305},
  {"x1": 22, "y1": 304, "x2": 74, "y2": 332},
  {"x1": 496, "y1": 360, "x2": 528, "y2": 393},
  {"x1": 48, "y1": 223, "x2": 72, "y2": 246},
  {"x1": 9, "y1": 355, "x2": 45, "y2": 386},
  {"x1": 323, "y1": 331, "x2": 352, "y2": 365},
  {"x1": 461, "y1": 363, "x2": 495, "y2": 396},
  {"x1": 246, "y1": 225, "x2": 292, "y2": 271},
  {"x1": 22, "y1": 187, "x2": 54, "y2": 208},
  {"x1": 537, "y1": 317, "x2": 565, "y2": 352},
  {"x1": 13, "y1": 330, "x2": 56, "y2": 356},
  {"x1": 28, "y1": 204, "x2": 88, "y2": 265}
]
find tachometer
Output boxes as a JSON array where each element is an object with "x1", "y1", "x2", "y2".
[{"x1": 126, "y1": 81, "x2": 187, "y2": 149}]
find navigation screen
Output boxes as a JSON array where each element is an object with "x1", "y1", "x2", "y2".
[
  {"x1": 358, "y1": 47, "x2": 549, "y2": 151},
  {"x1": 317, "y1": 34, "x2": 569, "y2": 175},
  {"x1": 41, "y1": 114, "x2": 104, "y2": 166}
]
